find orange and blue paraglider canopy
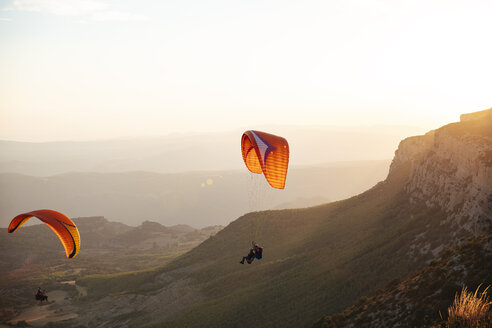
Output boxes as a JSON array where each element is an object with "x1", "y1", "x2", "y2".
[
  {"x1": 8, "y1": 209, "x2": 81, "y2": 258},
  {"x1": 241, "y1": 130, "x2": 289, "y2": 189}
]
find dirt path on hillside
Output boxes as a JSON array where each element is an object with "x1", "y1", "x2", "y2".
[
  {"x1": 61, "y1": 280, "x2": 87, "y2": 296},
  {"x1": 9, "y1": 290, "x2": 78, "y2": 327}
]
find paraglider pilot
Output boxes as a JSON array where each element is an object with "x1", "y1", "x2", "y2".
[
  {"x1": 36, "y1": 287, "x2": 48, "y2": 302},
  {"x1": 240, "y1": 242, "x2": 263, "y2": 264},
  {"x1": 240, "y1": 247, "x2": 255, "y2": 264}
]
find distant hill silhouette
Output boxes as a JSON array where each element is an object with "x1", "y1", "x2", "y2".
[
  {"x1": 0, "y1": 126, "x2": 423, "y2": 176},
  {"x1": 0, "y1": 161, "x2": 390, "y2": 227}
]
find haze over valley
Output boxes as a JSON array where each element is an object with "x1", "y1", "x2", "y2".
[
  {"x1": 0, "y1": 127, "x2": 401, "y2": 228},
  {"x1": 0, "y1": 125, "x2": 419, "y2": 176},
  {"x1": 0, "y1": 160, "x2": 390, "y2": 228}
]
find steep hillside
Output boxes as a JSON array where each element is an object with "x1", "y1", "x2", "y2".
[
  {"x1": 61, "y1": 183, "x2": 434, "y2": 327},
  {"x1": 144, "y1": 110, "x2": 488, "y2": 328},
  {"x1": 311, "y1": 108, "x2": 492, "y2": 328},
  {"x1": 313, "y1": 233, "x2": 492, "y2": 328}
]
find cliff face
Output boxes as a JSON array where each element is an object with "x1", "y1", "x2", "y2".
[
  {"x1": 387, "y1": 108, "x2": 492, "y2": 256},
  {"x1": 313, "y1": 109, "x2": 492, "y2": 328}
]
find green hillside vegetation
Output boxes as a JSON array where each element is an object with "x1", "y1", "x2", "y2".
[
  {"x1": 71, "y1": 112, "x2": 491, "y2": 327},
  {"x1": 0, "y1": 219, "x2": 183, "y2": 287},
  {"x1": 72, "y1": 164, "x2": 447, "y2": 328},
  {"x1": 0, "y1": 217, "x2": 220, "y2": 324},
  {"x1": 77, "y1": 262, "x2": 175, "y2": 300},
  {"x1": 154, "y1": 181, "x2": 445, "y2": 327}
]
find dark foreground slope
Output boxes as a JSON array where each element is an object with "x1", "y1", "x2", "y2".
[{"x1": 313, "y1": 233, "x2": 492, "y2": 328}]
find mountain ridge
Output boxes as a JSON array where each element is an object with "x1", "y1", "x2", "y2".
[
  {"x1": 312, "y1": 108, "x2": 492, "y2": 327},
  {"x1": 0, "y1": 126, "x2": 423, "y2": 176}
]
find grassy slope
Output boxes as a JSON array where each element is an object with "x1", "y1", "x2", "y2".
[
  {"x1": 42, "y1": 114, "x2": 488, "y2": 327},
  {"x1": 101, "y1": 163, "x2": 444, "y2": 328},
  {"x1": 0, "y1": 217, "x2": 214, "y2": 316}
]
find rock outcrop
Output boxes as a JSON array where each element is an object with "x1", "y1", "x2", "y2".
[
  {"x1": 313, "y1": 233, "x2": 492, "y2": 328},
  {"x1": 389, "y1": 108, "x2": 492, "y2": 246},
  {"x1": 313, "y1": 108, "x2": 492, "y2": 328}
]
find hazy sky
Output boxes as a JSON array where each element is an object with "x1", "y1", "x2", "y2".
[{"x1": 1, "y1": 0, "x2": 491, "y2": 141}]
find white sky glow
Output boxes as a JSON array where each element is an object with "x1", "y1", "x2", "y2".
[{"x1": 1, "y1": 0, "x2": 491, "y2": 141}]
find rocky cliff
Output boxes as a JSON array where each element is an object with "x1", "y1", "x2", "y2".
[
  {"x1": 313, "y1": 109, "x2": 492, "y2": 328},
  {"x1": 388, "y1": 108, "x2": 492, "y2": 258}
]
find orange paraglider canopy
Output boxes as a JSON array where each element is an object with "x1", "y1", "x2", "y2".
[
  {"x1": 241, "y1": 130, "x2": 289, "y2": 189},
  {"x1": 8, "y1": 209, "x2": 80, "y2": 258}
]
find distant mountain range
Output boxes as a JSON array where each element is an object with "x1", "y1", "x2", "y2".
[
  {"x1": 0, "y1": 125, "x2": 423, "y2": 176},
  {"x1": 0, "y1": 160, "x2": 390, "y2": 227}
]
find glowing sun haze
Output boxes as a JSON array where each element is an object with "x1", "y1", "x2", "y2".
[{"x1": 0, "y1": 0, "x2": 491, "y2": 142}]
